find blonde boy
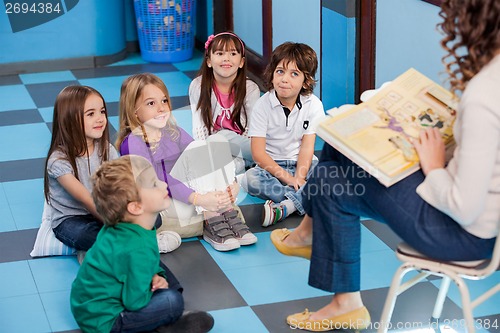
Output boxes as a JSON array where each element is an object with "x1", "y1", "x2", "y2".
[{"x1": 70, "y1": 155, "x2": 213, "y2": 333}]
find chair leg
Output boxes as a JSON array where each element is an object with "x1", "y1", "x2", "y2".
[
  {"x1": 378, "y1": 265, "x2": 413, "y2": 333},
  {"x1": 431, "y1": 276, "x2": 451, "y2": 322},
  {"x1": 454, "y1": 275, "x2": 476, "y2": 333}
]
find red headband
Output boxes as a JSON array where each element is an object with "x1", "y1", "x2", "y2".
[{"x1": 204, "y1": 32, "x2": 245, "y2": 56}]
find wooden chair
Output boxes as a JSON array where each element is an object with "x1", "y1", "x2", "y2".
[{"x1": 378, "y1": 229, "x2": 500, "y2": 333}]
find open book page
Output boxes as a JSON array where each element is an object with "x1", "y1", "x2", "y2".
[{"x1": 318, "y1": 68, "x2": 457, "y2": 186}]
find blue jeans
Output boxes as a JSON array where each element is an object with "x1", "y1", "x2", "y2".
[
  {"x1": 110, "y1": 288, "x2": 184, "y2": 333},
  {"x1": 53, "y1": 215, "x2": 102, "y2": 251},
  {"x1": 244, "y1": 159, "x2": 318, "y2": 215},
  {"x1": 217, "y1": 129, "x2": 253, "y2": 168},
  {"x1": 303, "y1": 144, "x2": 496, "y2": 293},
  {"x1": 53, "y1": 215, "x2": 162, "y2": 251}
]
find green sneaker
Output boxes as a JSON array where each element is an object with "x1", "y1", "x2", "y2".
[{"x1": 262, "y1": 200, "x2": 288, "y2": 227}]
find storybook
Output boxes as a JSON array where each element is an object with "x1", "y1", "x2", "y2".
[{"x1": 317, "y1": 68, "x2": 457, "y2": 187}]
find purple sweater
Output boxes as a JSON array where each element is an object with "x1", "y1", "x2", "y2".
[{"x1": 120, "y1": 127, "x2": 194, "y2": 204}]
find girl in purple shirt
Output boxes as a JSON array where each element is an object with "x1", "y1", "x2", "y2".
[{"x1": 116, "y1": 73, "x2": 257, "y2": 251}]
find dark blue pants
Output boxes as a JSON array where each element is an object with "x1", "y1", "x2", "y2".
[
  {"x1": 110, "y1": 288, "x2": 184, "y2": 333},
  {"x1": 53, "y1": 214, "x2": 163, "y2": 251},
  {"x1": 302, "y1": 144, "x2": 495, "y2": 293}
]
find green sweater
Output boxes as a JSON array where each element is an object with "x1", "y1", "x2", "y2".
[{"x1": 70, "y1": 223, "x2": 164, "y2": 333}]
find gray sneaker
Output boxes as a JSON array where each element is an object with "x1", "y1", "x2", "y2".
[
  {"x1": 203, "y1": 215, "x2": 240, "y2": 251},
  {"x1": 223, "y1": 209, "x2": 257, "y2": 246}
]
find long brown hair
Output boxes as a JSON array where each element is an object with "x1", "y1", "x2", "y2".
[
  {"x1": 196, "y1": 32, "x2": 248, "y2": 135},
  {"x1": 439, "y1": 0, "x2": 500, "y2": 94},
  {"x1": 115, "y1": 73, "x2": 179, "y2": 149},
  {"x1": 263, "y1": 42, "x2": 318, "y2": 95},
  {"x1": 44, "y1": 85, "x2": 110, "y2": 202}
]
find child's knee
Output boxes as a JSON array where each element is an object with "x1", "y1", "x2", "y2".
[
  {"x1": 244, "y1": 168, "x2": 262, "y2": 193},
  {"x1": 158, "y1": 289, "x2": 184, "y2": 319}
]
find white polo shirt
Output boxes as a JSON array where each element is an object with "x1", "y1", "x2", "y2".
[{"x1": 248, "y1": 90, "x2": 325, "y2": 161}]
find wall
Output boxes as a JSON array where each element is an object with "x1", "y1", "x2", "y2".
[
  {"x1": 375, "y1": 0, "x2": 445, "y2": 87},
  {"x1": 0, "y1": 0, "x2": 126, "y2": 73},
  {"x1": 321, "y1": 0, "x2": 356, "y2": 110},
  {"x1": 233, "y1": 0, "x2": 262, "y2": 56},
  {"x1": 272, "y1": 0, "x2": 321, "y2": 95}
]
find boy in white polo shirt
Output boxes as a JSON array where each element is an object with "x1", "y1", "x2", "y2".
[{"x1": 242, "y1": 42, "x2": 325, "y2": 226}]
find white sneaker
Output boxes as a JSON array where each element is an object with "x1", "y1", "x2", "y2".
[{"x1": 157, "y1": 231, "x2": 182, "y2": 253}]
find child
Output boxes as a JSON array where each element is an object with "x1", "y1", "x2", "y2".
[
  {"x1": 116, "y1": 73, "x2": 257, "y2": 251},
  {"x1": 70, "y1": 155, "x2": 214, "y2": 333},
  {"x1": 242, "y1": 42, "x2": 325, "y2": 227},
  {"x1": 44, "y1": 85, "x2": 119, "y2": 253},
  {"x1": 189, "y1": 31, "x2": 261, "y2": 174},
  {"x1": 43, "y1": 86, "x2": 179, "y2": 257}
]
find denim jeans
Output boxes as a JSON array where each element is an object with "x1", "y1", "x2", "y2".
[
  {"x1": 302, "y1": 144, "x2": 496, "y2": 293},
  {"x1": 53, "y1": 215, "x2": 162, "y2": 251},
  {"x1": 53, "y1": 215, "x2": 102, "y2": 251},
  {"x1": 110, "y1": 288, "x2": 184, "y2": 333},
  {"x1": 217, "y1": 129, "x2": 253, "y2": 173},
  {"x1": 244, "y1": 159, "x2": 318, "y2": 215}
]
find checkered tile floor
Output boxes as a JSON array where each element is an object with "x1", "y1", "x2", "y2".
[{"x1": 0, "y1": 51, "x2": 498, "y2": 333}]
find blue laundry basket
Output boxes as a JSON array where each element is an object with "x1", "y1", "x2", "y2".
[{"x1": 134, "y1": 0, "x2": 196, "y2": 63}]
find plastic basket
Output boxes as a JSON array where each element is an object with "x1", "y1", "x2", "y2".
[{"x1": 134, "y1": 0, "x2": 196, "y2": 63}]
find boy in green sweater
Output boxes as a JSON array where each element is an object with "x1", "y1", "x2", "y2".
[{"x1": 70, "y1": 155, "x2": 214, "y2": 333}]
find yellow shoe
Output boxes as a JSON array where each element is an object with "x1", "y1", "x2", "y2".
[
  {"x1": 286, "y1": 307, "x2": 371, "y2": 332},
  {"x1": 270, "y1": 228, "x2": 311, "y2": 259}
]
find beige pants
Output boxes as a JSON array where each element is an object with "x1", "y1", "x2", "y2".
[{"x1": 158, "y1": 133, "x2": 237, "y2": 238}]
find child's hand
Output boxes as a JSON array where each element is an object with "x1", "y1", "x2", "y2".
[
  {"x1": 227, "y1": 181, "x2": 240, "y2": 203},
  {"x1": 289, "y1": 177, "x2": 306, "y2": 191},
  {"x1": 199, "y1": 191, "x2": 231, "y2": 211},
  {"x1": 151, "y1": 274, "x2": 169, "y2": 292}
]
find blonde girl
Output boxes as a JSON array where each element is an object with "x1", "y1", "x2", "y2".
[
  {"x1": 190, "y1": 32, "x2": 260, "y2": 174},
  {"x1": 116, "y1": 73, "x2": 257, "y2": 251},
  {"x1": 44, "y1": 86, "x2": 119, "y2": 251}
]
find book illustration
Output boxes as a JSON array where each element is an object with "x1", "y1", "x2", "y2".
[
  {"x1": 388, "y1": 135, "x2": 418, "y2": 162},
  {"x1": 318, "y1": 68, "x2": 457, "y2": 186}
]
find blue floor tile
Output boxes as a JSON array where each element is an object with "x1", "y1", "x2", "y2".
[
  {"x1": 108, "y1": 116, "x2": 119, "y2": 134},
  {"x1": 29, "y1": 257, "x2": 80, "y2": 293},
  {"x1": 155, "y1": 71, "x2": 193, "y2": 97},
  {"x1": 38, "y1": 107, "x2": 53, "y2": 122},
  {"x1": 431, "y1": 271, "x2": 500, "y2": 317},
  {"x1": 10, "y1": 200, "x2": 44, "y2": 230},
  {"x1": 0, "y1": 294, "x2": 51, "y2": 333},
  {"x1": 361, "y1": 224, "x2": 392, "y2": 253},
  {"x1": 78, "y1": 76, "x2": 130, "y2": 103},
  {"x1": 210, "y1": 306, "x2": 269, "y2": 333},
  {"x1": 0, "y1": 205, "x2": 16, "y2": 232},
  {"x1": 360, "y1": 249, "x2": 409, "y2": 290},
  {"x1": 0, "y1": 123, "x2": 51, "y2": 161},
  {"x1": 0, "y1": 261, "x2": 38, "y2": 298},
  {"x1": 2, "y1": 178, "x2": 44, "y2": 205},
  {"x1": 20, "y1": 71, "x2": 77, "y2": 85},
  {"x1": 172, "y1": 108, "x2": 193, "y2": 134},
  {"x1": 0, "y1": 185, "x2": 8, "y2": 206},
  {"x1": 107, "y1": 53, "x2": 148, "y2": 66},
  {"x1": 225, "y1": 259, "x2": 331, "y2": 306},
  {"x1": 204, "y1": 233, "x2": 331, "y2": 306},
  {"x1": 235, "y1": 190, "x2": 255, "y2": 206},
  {"x1": 40, "y1": 290, "x2": 79, "y2": 332},
  {"x1": 204, "y1": 231, "x2": 302, "y2": 270},
  {"x1": 0, "y1": 85, "x2": 37, "y2": 112},
  {"x1": 172, "y1": 51, "x2": 204, "y2": 72}
]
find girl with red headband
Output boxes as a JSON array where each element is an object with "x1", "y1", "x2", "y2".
[{"x1": 189, "y1": 32, "x2": 260, "y2": 174}]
